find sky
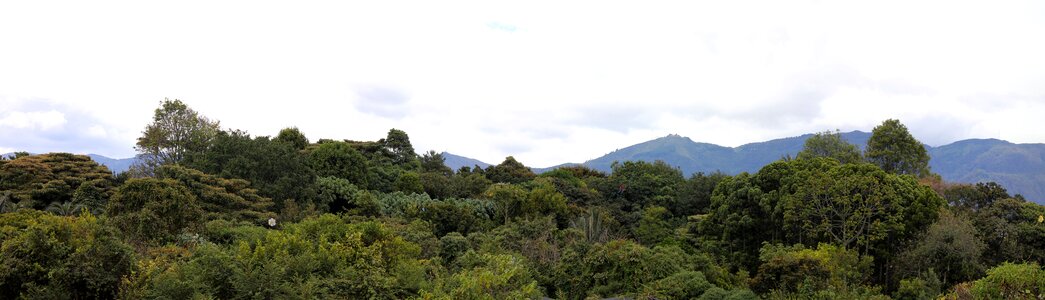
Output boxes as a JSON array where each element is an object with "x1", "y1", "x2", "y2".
[{"x1": 2, "y1": 1, "x2": 1044, "y2": 167}]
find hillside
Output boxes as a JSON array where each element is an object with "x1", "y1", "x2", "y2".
[
  {"x1": 514, "y1": 131, "x2": 1044, "y2": 203},
  {"x1": 580, "y1": 132, "x2": 873, "y2": 175},
  {"x1": 441, "y1": 152, "x2": 492, "y2": 171}
]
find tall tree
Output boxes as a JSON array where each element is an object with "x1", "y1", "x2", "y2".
[
  {"x1": 383, "y1": 128, "x2": 419, "y2": 168},
  {"x1": 420, "y1": 150, "x2": 453, "y2": 176},
  {"x1": 184, "y1": 130, "x2": 315, "y2": 210},
  {"x1": 275, "y1": 127, "x2": 309, "y2": 150},
  {"x1": 308, "y1": 141, "x2": 369, "y2": 187},
  {"x1": 486, "y1": 156, "x2": 535, "y2": 184},
  {"x1": 865, "y1": 119, "x2": 931, "y2": 177},
  {"x1": 797, "y1": 130, "x2": 862, "y2": 164},
  {"x1": 107, "y1": 178, "x2": 204, "y2": 245},
  {"x1": 134, "y1": 98, "x2": 220, "y2": 174}
]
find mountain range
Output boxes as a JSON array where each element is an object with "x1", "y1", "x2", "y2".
[
  {"x1": 7, "y1": 131, "x2": 1044, "y2": 203},
  {"x1": 446, "y1": 131, "x2": 1045, "y2": 204}
]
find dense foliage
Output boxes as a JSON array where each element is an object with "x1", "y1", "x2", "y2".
[{"x1": 2, "y1": 103, "x2": 1043, "y2": 299}]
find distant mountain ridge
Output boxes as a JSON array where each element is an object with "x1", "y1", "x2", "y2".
[
  {"x1": 441, "y1": 152, "x2": 491, "y2": 171},
  {"x1": 581, "y1": 131, "x2": 872, "y2": 175},
  {"x1": 448, "y1": 131, "x2": 1045, "y2": 204},
  {"x1": 10, "y1": 131, "x2": 1045, "y2": 203}
]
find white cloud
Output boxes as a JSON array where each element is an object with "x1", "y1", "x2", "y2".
[
  {"x1": 0, "y1": 1, "x2": 1043, "y2": 165},
  {"x1": 86, "y1": 125, "x2": 108, "y2": 138},
  {"x1": 0, "y1": 110, "x2": 66, "y2": 130}
]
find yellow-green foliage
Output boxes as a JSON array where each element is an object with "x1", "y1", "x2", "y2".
[
  {"x1": 107, "y1": 178, "x2": 204, "y2": 245},
  {"x1": 127, "y1": 214, "x2": 428, "y2": 299},
  {"x1": 969, "y1": 263, "x2": 1045, "y2": 299},
  {"x1": 754, "y1": 243, "x2": 878, "y2": 297},
  {"x1": 157, "y1": 165, "x2": 276, "y2": 223},
  {"x1": 418, "y1": 252, "x2": 540, "y2": 300},
  {"x1": 0, "y1": 210, "x2": 134, "y2": 299},
  {"x1": 0, "y1": 153, "x2": 113, "y2": 209}
]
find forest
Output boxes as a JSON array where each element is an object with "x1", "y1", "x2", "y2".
[{"x1": 2, "y1": 98, "x2": 1044, "y2": 299}]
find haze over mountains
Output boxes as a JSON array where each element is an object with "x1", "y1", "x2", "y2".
[{"x1": 9, "y1": 131, "x2": 1044, "y2": 203}]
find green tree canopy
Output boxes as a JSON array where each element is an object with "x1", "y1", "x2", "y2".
[
  {"x1": 184, "y1": 129, "x2": 316, "y2": 209},
  {"x1": 384, "y1": 128, "x2": 419, "y2": 169},
  {"x1": 274, "y1": 126, "x2": 309, "y2": 150},
  {"x1": 308, "y1": 141, "x2": 369, "y2": 187},
  {"x1": 897, "y1": 208, "x2": 986, "y2": 289},
  {"x1": 865, "y1": 119, "x2": 931, "y2": 177},
  {"x1": 797, "y1": 130, "x2": 862, "y2": 164},
  {"x1": 107, "y1": 178, "x2": 204, "y2": 244},
  {"x1": 156, "y1": 165, "x2": 276, "y2": 223},
  {"x1": 485, "y1": 156, "x2": 536, "y2": 184},
  {"x1": 0, "y1": 211, "x2": 134, "y2": 299},
  {"x1": 134, "y1": 98, "x2": 220, "y2": 174},
  {"x1": 420, "y1": 150, "x2": 453, "y2": 176},
  {"x1": 675, "y1": 171, "x2": 729, "y2": 216}
]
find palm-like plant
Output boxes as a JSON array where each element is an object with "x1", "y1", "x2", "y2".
[{"x1": 46, "y1": 201, "x2": 85, "y2": 216}]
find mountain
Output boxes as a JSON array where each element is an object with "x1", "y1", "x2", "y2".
[
  {"x1": 87, "y1": 154, "x2": 138, "y2": 173},
  {"x1": 441, "y1": 152, "x2": 492, "y2": 171},
  {"x1": 581, "y1": 131, "x2": 872, "y2": 175},
  {"x1": 513, "y1": 131, "x2": 1044, "y2": 204},
  {"x1": 928, "y1": 139, "x2": 1045, "y2": 203},
  {"x1": 532, "y1": 163, "x2": 580, "y2": 174}
]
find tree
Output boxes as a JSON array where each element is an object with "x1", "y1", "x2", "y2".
[
  {"x1": 634, "y1": 205, "x2": 673, "y2": 245},
  {"x1": 184, "y1": 130, "x2": 315, "y2": 209},
  {"x1": 865, "y1": 119, "x2": 930, "y2": 177},
  {"x1": 486, "y1": 156, "x2": 536, "y2": 184},
  {"x1": 524, "y1": 178, "x2": 570, "y2": 224},
  {"x1": 484, "y1": 183, "x2": 529, "y2": 224},
  {"x1": 0, "y1": 153, "x2": 114, "y2": 209},
  {"x1": 71, "y1": 180, "x2": 109, "y2": 215},
  {"x1": 752, "y1": 243, "x2": 877, "y2": 297},
  {"x1": 699, "y1": 158, "x2": 944, "y2": 273},
  {"x1": 395, "y1": 171, "x2": 424, "y2": 194},
  {"x1": 315, "y1": 176, "x2": 361, "y2": 213},
  {"x1": 675, "y1": 171, "x2": 729, "y2": 216},
  {"x1": 943, "y1": 181, "x2": 1011, "y2": 212},
  {"x1": 554, "y1": 240, "x2": 698, "y2": 299},
  {"x1": 420, "y1": 150, "x2": 453, "y2": 176},
  {"x1": 275, "y1": 127, "x2": 309, "y2": 150},
  {"x1": 698, "y1": 172, "x2": 778, "y2": 271},
  {"x1": 107, "y1": 178, "x2": 204, "y2": 244},
  {"x1": 420, "y1": 171, "x2": 452, "y2": 199},
  {"x1": 134, "y1": 98, "x2": 220, "y2": 174},
  {"x1": 308, "y1": 141, "x2": 369, "y2": 187},
  {"x1": 421, "y1": 252, "x2": 541, "y2": 299},
  {"x1": 156, "y1": 165, "x2": 276, "y2": 223},
  {"x1": 797, "y1": 130, "x2": 862, "y2": 164},
  {"x1": 449, "y1": 172, "x2": 493, "y2": 199},
  {"x1": 966, "y1": 263, "x2": 1045, "y2": 299},
  {"x1": 127, "y1": 216, "x2": 428, "y2": 299},
  {"x1": 384, "y1": 128, "x2": 419, "y2": 169},
  {"x1": 0, "y1": 211, "x2": 134, "y2": 299},
  {"x1": 896, "y1": 209, "x2": 985, "y2": 289}
]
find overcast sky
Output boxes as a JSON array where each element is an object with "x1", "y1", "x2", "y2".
[{"x1": 2, "y1": 1, "x2": 1044, "y2": 167}]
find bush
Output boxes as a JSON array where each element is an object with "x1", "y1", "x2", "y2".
[
  {"x1": 107, "y1": 178, "x2": 204, "y2": 245},
  {"x1": 0, "y1": 210, "x2": 134, "y2": 298},
  {"x1": 970, "y1": 263, "x2": 1045, "y2": 299}
]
